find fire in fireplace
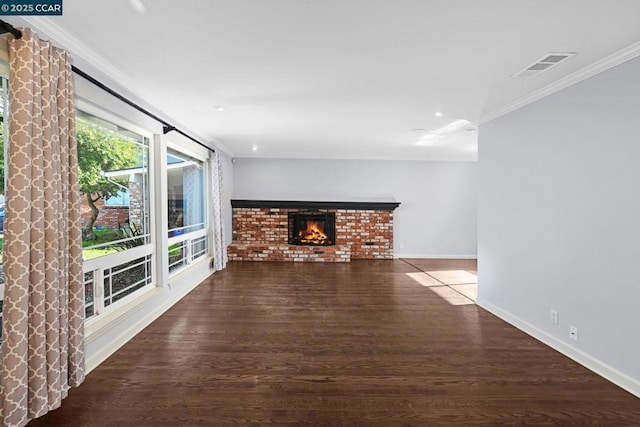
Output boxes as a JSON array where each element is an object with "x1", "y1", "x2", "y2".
[{"x1": 288, "y1": 211, "x2": 336, "y2": 246}]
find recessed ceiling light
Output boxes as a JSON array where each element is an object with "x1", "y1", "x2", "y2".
[
  {"x1": 130, "y1": 0, "x2": 146, "y2": 14},
  {"x1": 214, "y1": 105, "x2": 225, "y2": 111},
  {"x1": 252, "y1": 146, "x2": 258, "y2": 151},
  {"x1": 435, "y1": 112, "x2": 442, "y2": 117}
]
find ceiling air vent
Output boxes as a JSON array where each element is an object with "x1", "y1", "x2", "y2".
[{"x1": 511, "y1": 52, "x2": 576, "y2": 79}]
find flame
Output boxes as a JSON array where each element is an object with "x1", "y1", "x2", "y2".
[{"x1": 298, "y1": 221, "x2": 327, "y2": 244}]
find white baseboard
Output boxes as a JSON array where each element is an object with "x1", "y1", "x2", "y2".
[
  {"x1": 476, "y1": 297, "x2": 640, "y2": 398},
  {"x1": 394, "y1": 254, "x2": 477, "y2": 260},
  {"x1": 85, "y1": 259, "x2": 214, "y2": 374}
]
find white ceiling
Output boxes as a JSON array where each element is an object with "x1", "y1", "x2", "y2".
[{"x1": 12, "y1": 0, "x2": 640, "y2": 160}]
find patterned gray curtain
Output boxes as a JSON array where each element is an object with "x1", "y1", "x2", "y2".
[
  {"x1": 0, "y1": 28, "x2": 84, "y2": 427},
  {"x1": 209, "y1": 151, "x2": 227, "y2": 271}
]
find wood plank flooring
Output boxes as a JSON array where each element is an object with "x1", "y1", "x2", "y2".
[{"x1": 30, "y1": 260, "x2": 640, "y2": 426}]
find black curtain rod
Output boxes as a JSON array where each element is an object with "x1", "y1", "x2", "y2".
[
  {"x1": 0, "y1": 19, "x2": 214, "y2": 154},
  {"x1": 71, "y1": 66, "x2": 214, "y2": 153},
  {"x1": 0, "y1": 20, "x2": 21, "y2": 39}
]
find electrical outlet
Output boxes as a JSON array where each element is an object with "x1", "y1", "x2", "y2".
[
  {"x1": 569, "y1": 325, "x2": 578, "y2": 342},
  {"x1": 550, "y1": 309, "x2": 558, "y2": 325}
]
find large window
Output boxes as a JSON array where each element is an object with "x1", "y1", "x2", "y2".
[
  {"x1": 167, "y1": 148, "x2": 208, "y2": 273},
  {"x1": 0, "y1": 46, "x2": 216, "y2": 364},
  {"x1": 77, "y1": 110, "x2": 153, "y2": 319},
  {"x1": 0, "y1": 77, "x2": 213, "y2": 331},
  {"x1": 77, "y1": 110, "x2": 150, "y2": 259},
  {"x1": 167, "y1": 150, "x2": 205, "y2": 236}
]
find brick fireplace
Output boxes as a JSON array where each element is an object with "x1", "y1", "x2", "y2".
[{"x1": 228, "y1": 200, "x2": 400, "y2": 262}]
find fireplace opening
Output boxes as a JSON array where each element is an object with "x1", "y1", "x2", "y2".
[{"x1": 288, "y1": 211, "x2": 335, "y2": 246}]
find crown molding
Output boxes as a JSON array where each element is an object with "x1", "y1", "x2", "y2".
[{"x1": 479, "y1": 40, "x2": 640, "y2": 125}]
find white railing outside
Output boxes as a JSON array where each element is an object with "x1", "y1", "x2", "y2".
[
  {"x1": 168, "y1": 228, "x2": 208, "y2": 275},
  {"x1": 83, "y1": 243, "x2": 154, "y2": 320}
]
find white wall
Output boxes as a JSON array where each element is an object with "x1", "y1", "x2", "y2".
[
  {"x1": 233, "y1": 158, "x2": 477, "y2": 258},
  {"x1": 478, "y1": 56, "x2": 640, "y2": 396}
]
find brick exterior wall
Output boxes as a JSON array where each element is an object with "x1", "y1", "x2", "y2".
[
  {"x1": 80, "y1": 196, "x2": 129, "y2": 230},
  {"x1": 79, "y1": 180, "x2": 143, "y2": 231},
  {"x1": 228, "y1": 207, "x2": 394, "y2": 262}
]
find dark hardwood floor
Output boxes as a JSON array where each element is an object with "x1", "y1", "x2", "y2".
[{"x1": 30, "y1": 260, "x2": 640, "y2": 426}]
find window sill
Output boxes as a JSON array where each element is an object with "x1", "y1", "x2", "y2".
[{"x1": 84, "y1": 284, "x2": 161, "y2": 340}]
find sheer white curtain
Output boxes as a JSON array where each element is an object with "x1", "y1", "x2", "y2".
[
  {"x1": 183, "y1": 164, "x2": 203, "y2": 230},
  {"x1": 208, "y1": 151, "x2": 227, "y2": 271}
]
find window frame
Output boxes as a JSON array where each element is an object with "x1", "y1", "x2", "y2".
[
  {"x1": 76, "y1": 99, "x2": 158, "y2": 322},
  {"x1": 165, "y1": 140, "x2": 211, "y2": 276}
]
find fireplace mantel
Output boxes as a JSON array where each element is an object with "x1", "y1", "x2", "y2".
[{"x1": 231, "y1": 199, "x2": 401, "y2": 211}]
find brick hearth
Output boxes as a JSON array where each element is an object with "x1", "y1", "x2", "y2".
[
  {"x1": 228, "y1": 200, "x2": 400, "y2": 262},
  {"x1": 228, "y1": 242, "x2": 351, "y2": 262}
]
